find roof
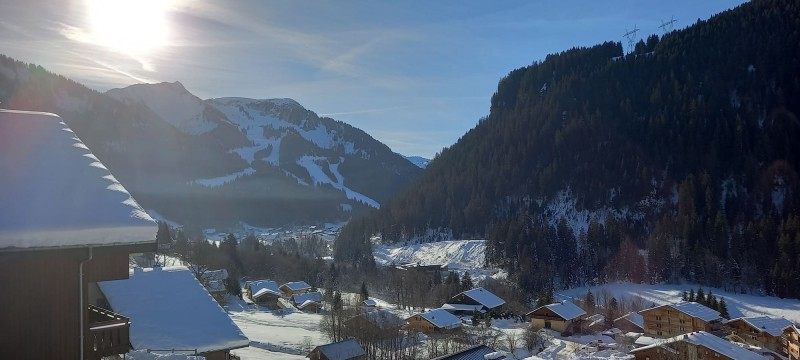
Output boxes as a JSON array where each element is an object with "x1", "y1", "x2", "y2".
[
  {"x1": 361, "y1": 299, "x2": 377, "y2": 307},
  {"x1": 630, "y1": 331, "x2": 766, "y2": 360},
  {"x1": 312, "y1": 338, "x2": 365, "y2": 360},
  {"x1": 248, "y1": 280, "x2": 281, "y2": 299},
  {"x1": 634, "y1": 335, "x2": 657, "y2": 346},
  {"x1": 730, "y1": 316, "x2": 793, "y2": 337},
  {"x1": 410, "y1": 308, "x2": 461, "y2": 329},
  {"x1": 297, "y1": 300, "x2": 321, "y2": 309},
  {"x1": 98, "y1": 266, "x2": 249, "y2": 353},
  {"x1": 431, "y1": 345, "x2": 504, "y2": 360},
  {"x1": 441, "y1": 303, "x2": 486, "y2": 313},
  {"x1": 292, "y1": 291, "x2": 323, "y2": 304},
  {"x1": 615, "y1": 312, "x2": 644, "y2": 329},
  {"x1": 459, "y1": 287, "x2": 505, "y2": 309},
  {"x1": 642, "y1": 302, "x2": 720, "y2": 322},
  {"x1": 204, "y1": 269, "x2": 229, "y2": 282},
  {"x1": 207, "y1": 280, "x2": 226, "y2": 293},
  {"x1": 281, "y1": 281, "x2": 311, "y2": 291},
  {"x1": 527, "y1": 300, "x2": 586, "y2": 321},
  {"x1": 347, "y1": 309, "x2": 404, "y2": 330},
  {"x1": 0, "y1": 110, "x2": 157, "y2": 251}
]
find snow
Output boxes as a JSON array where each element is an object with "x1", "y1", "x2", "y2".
[
  {"x1": 0, "y1": 110, "x2": 157, "y2": 250},
  {"x1": 205, "y1": 269, "x2": 229, "y2": 282},
  {"x1": 374, "y1": 240, "x2": 487, "y2": 270},
  {"x1": 297, "y1": 156, "x2": 379, "y2": 208},
  {"x1": 631, "y1": 331, "x2": 767, "y2": 360},
  {"x1": 98, "y1": 266, "x2": 249, "y2": 354},
  {"x1": 530, "y1": 300, "x2": 586, "y2": 321},
  {"x1": 646, "y1": 302, "x2": 720, "y2": 322},
  {"x1": 403, "y1": 155, "x2": 430, "y2": 169},
  {"x1": 414, "y1": 308, "x2": 462, "y2": 329},
  {"x1": 248, "y1": 280, "x2": 281, "y2": 298},
  {"x1": 126, "y1": 350, "x2": 204, "y2": 360},
  {"x1": 351, "y1": 309, "x2": 405, "y2": 329},
  {"x1": 193, "y1": 168, "x2": 255, "y2": 188},
  {"x1": 442, "y1": 303, "x2": 486, "y2": 313},
  {"x1": 314, "y1": 339, "x2": 365, "y2": 360},
  {"x1": 107, "y1": 82, "x2": 218, "y2": 135},
  {"x1": 615, "y1": 312, "x2": 644, "y2": 329},
  {"x1": 559, "y1": 282, "x2": 800, "y2": 323},
  {"x1": 281, "y1": 281, "x2": 311, "y2": 292},
  {"x1": 731, "y1": 316, "x2": 794, "y2": 337},
  {"x1": 147, "y1": 209, "x2": 183, "y2": 229},
  {"x1": 460, "y1": 287, "x2": 506, "y2": 309},
  {"x1": 362, "y1": 299, "x2": 377, "y2": 307},
  {"x1": 291, "y1": 291, "x2": 323, "y2": 305}
]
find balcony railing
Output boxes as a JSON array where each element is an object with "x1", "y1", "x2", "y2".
[{"x1": 87, "y1": 304, "x2": 131, "y2": 359}]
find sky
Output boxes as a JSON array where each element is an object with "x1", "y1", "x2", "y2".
[{"x1": 0, "y1": 0, "x2": 747, "y2": 158}]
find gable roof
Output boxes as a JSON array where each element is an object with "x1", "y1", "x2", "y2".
[
  {"x1": 431, "y1": 345, "x2": 504, "y2": 360},
  {"x1": 297, "y1": 300, "x2": 322, "y2": 310},
  {"x1": 630, "y1": 331, "x2": 765, "y2": 360},
  {"x1": 346, "y1": 309, "x2": 404, "y2": 330},
  {"x1": 615, "y1": 311, "x2": 644, "y2": 329},
  {"x1": 441, "y1": 303, "x2": 486, "y2": 313},
  {"x1": 204, "y1": 269, "x2": 229, "y2": 282},
  {"x1": 0, "y1": 110, "x2": 157, "y2": 251},
  {"x1": 98, "y1": 266, "x2": 249, "y2": 353},
  {"x1": 292, "y1": 291, "x2": 323, "y2": 304},
  {"x1": 361, "y1": 299, "x2": 377, "y2": 307},
  {"x1": 248, "y1": 280, "x2": 281, "y2": 299},
  {"x1": 458, "y1": 287, "x2": 505, "y2": 309},
  {"x1": 281, "y1": 281, "x2": 311, "y2": 292},
  {"x1": 527, "y1": 300, "x2": 586, "y2": 321},
  {"x1": 312, "y1": 338, "x2": 365, "y2": 360},
  {"x1": 730, "y1": 316, "x2": 793, "y2": 337},
  {"x1": 410, "y1": 308, "x2": 461, "y2": 329},
  {"x1": 643, "y1": 302, "x2": 720, "y2": 322}
]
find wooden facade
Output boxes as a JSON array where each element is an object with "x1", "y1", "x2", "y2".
[
  {"x1": 640, "y1": 305, "x2": 718, "y2": 338},
  {"x1": 724, "y1": 318, "x2": 784, "y2": 352},
  {"x1": 0, "y1": 243, "x2": 154, "y2": 359},
  {"x1": 252, "y1": 292, "x2": 280, "y2": 308},
  {"x1": 632, "y1": 339, "x2": 748, "y2": 360},
  {"x1": 785, "y1": 326, "x2": 800, "y2": 360},
  {"x1": 529, "y1": 307, "x2": 582, "y2": 335}
]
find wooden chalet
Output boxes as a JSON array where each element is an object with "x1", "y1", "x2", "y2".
[
  {"x1": 431, "y1": 345, "x2": 505, "y2": 360},
  {"x1": 291, "y1": 291, "x2": 323, "y2": 312},
  {"x1": 640, "y1": 302, "x2": 722, "y2": 338},
  {"x1": 630, "y1": 331, "x2": 765, "y2": 360},
  {"x1": 245, "y1": 280, "x2": 281, "y2": 308},
  {"x1": 308, "y1": 338, "x2": 366, "y2": 360},
  {"x1": 280, "y1": 281, "x2": 312, "y2": 296},
  {"x1": 784, "y1": 325, "x2": 800, "y2": 360},
  {"x1": 442, "y1": 287, "x2": 506, "y2": 316},
  {"x1": 614, "y1": 312, "x2": 645, "y2": 333},
  {"x1": 406, "y1": 308, "x2": 462, "y2": 333},
  {"x1": 724, "y1": 316, "x2": 792, "y2": 353},
  {"x1": 526, "y1": 300, "x2": 587, "y2": 335},
  {"x1": 345, "y1": 309, "x2": 404, "y2": 335},
  {"x1": 0, "y1": 110, "x2": 158, "y2": 359}
]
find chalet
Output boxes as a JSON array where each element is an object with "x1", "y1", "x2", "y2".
[
  {"x1": 614, "y1": 312, "x2": 645, "y2": 333},
  {"x1": 724, "y1": 316, "x2": 792, "y2": 352},
  {"x1": 308, "y1": 338, "x2": 366, "y2": 360},
  {"x1": 361, "y1": 298, "x2": 378, "y2": 308},
  {"x1": 784, "y1": 325, "x2": 800, "y2": 360},
  {"x1": 443, "y1": 287, "x2": 506, "y2": 315},
  {"x1": 407, "y1": 308, "x2": 462, "y2": 333},
  {"x1": 98, "y1": 266, "x2": 249, "y2": 360},
  {"x1": 629, "y1": 331, "x2": 766, "y2": 360},
  {"x1": 432, "y1": 344, "x2": 506, "y2": 360},
  {"x1": 292, "y1": 291, "x2": 324, "y2": 313},
  {"x1": 280, "y1": 281, "x2": 312, "y2": 296},
  {"x1": 527, "y1": 300, "x2": 587, "y2": 335},
  {"x1": 245, "y1": 280, "x2": 281, "y2": 308},
  {"x1": 0, "y1": 110, "x2": 158, "y2": 359},
  {"x1": 395, "y1": 262, "x2": 448, "y2": 276},
  {"x1": 640, "y1": 302, "x2": 722, "y2": 338},
  {"x1": 345, "y1": 309, "x2": 405, "y2": 335}
]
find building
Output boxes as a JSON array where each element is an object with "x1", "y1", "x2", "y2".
[
  {"x1": 443, "y1": 287, "x2": 506, "y2": 315},
  {"x1": 784, "y1": 325, "x2": 800, "y2": 360},
  {"x1": 0, "y1": 110, "x2": 158, "y2": 359},
  {"x1": 431, "y1": 344, "x2": 505, "y2": 360},
  {"x1": 615, "y1": 312, "x2": 645, "y2": 333},
  {"x1": 629, "y1": 331, "x2": 766, "y2": 360},
  {"x1": 280, "y1": 281, "x2": 312, "y2": 296},
  {"x1": 361, "y1": 298, "x2": 378, "y2": 308},
  {"x1": 640, "y1": 302, "x2": 722, "y2": 338},
  {"x1": 724, "y1": 316, "x2": 792, "y2": 352},
  {"x1": 308, "y1": 338, "x2": 366, "y2": 360},
  {"x1": 245, "y1": 280, "x2": 281, "y2": 308},
  {"x1": 98, "y1": 266, "x2": 249, "y2": 360},
  {"x1": 345, "y1": 309, "x2": 405, "y2": 335},
  {"x1": 527, "y1": 300, "x2": 587, "y2": 335},
  {"x1": 292, "y1": 291, "x2": 323, "y2": 313},
  {"x1": 407, "y1": 308, "x2": 462, "y2": 333}
]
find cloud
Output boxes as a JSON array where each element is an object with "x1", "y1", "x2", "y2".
[{"x1": 319, "y1": 105, "x2": 407, "y2": 117}]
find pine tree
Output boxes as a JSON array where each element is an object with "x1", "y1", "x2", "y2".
[
  {"x1": 359, "y1": 281, "x2": 369, "y2": 303},
  {"x1": 706, "y1": 290, "x2": 714, "y2": 307},
  {"x1": 688, "y1": 289, "x2": 695, "y2": 302},
  {"x1": 461, "y1": 272, "x2": 474, "y2": 291},
  {"x1": 696, "y1": 288, "x2": 705, "y2": 304},
  {"x1": 681, "y1": 291, "x2": 688, "y2": 301},
  {"x1": 585, "y1": 290, "x2": 596, "y2": 314},
  {"x1": 718, "y1": 297, "x2": 730, "y2": 319},
  {"x1": 710, "y1": 295, "x2": 719, "y2": 311}
]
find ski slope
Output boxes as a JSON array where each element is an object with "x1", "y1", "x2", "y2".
[{"x1": 373, "y1": 239, "x2": 487, "y2": 270}]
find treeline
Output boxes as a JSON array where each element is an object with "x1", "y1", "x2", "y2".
[{"x1": 336, "y1": 0, "x2": 800, "y2": 299}]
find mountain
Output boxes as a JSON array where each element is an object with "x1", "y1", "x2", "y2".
[
  {"x1": 337, "y1": 0, "x2": 800, "y2": 298},
  {"x1": 0, "y1": 60, "x2": 421, "y2": 228},
  {"x1": 403, "y1": 155, "x2": 431, "y2": 169}
]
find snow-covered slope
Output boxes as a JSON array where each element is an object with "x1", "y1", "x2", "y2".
[
  {"x1": 373, "y1": 239, "x2": 487, "y2": 270},
  {"x1": 403, "y1": 155, "x2": 430, "y2": 169}
]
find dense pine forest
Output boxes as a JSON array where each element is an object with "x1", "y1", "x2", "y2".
[{"x1": 336, "y1": 0, "x2": 800, "y2": 299}]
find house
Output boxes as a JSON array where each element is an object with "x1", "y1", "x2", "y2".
[
  {"x1": 207, "y1": 280, "x2": 228, "y2": 303},
  {"x1": 280, "y1": 281, "x2": 312, "y2": 296},
  {"x1": 527, "y1": 300, "x2": 587, "y2": 335},
  {"x1": 0, "y1": 110, "x2": 158, "y2": 359},
  {"x1": 629, "y1": 331, "x2": 767, "y2": 360},
  {"x1": 361, "y1": 298, "x2": 378, "y2": 308},
  {"x1": 431, "y1": 344, "x2": 506, "y2": 360},
  {"x1": 345, "y1": 309, "x2": 405, "y2": 335},
  {"x1": 443, "y1": 287, "x2": 506, "y2": 315},
  {"x1": 614, "y1": 311, "x2": 645, "y2": 333},
  {"x1": 245, "y1": 280, "x2": 281, "y2": 308},
  {"x1": 783, "y1": 325, "x2": 800, "y2": 360},
  {"x1": 98, "y1": 266, "x2": 249, "y2": 360},
  {"x1": 640, "y1": 302, "x2": 722, "y2": 338},
  {"x1": 308, "y1": 338, "x2": 366, "y2": 360},
  {"x1": 292, "y1": 291, "x2": 324, "y2": 313},
  {"x1": 724, "y1": 316, "x2": 792, "y2": 352},
  {"x1": 406, "y1": 308, "x2": 462, "y2": 333}
]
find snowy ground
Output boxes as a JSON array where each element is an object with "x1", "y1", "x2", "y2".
[{"x1": 373, "y1": 239, "x2": 505, "y2": 282}]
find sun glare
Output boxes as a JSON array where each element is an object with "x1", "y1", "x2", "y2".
[{"x1": 86, "y1": 0, "x2": 171, "y2": 56}]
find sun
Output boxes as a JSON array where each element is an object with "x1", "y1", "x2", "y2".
[{"x1": 85, "y1": 0, "x2": 171, "y2": 57}]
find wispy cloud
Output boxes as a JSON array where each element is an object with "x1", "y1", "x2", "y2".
[{"x1": 319, "y1": 105, "x2": 407, "y2": 117}]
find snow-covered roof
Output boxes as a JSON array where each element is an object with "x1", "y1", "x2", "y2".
[
  {"x1": 643, "y1": 302, "x2": 720, "y2": 322},
  {"x1": 411, "y1": 308, "x2": 461, "y2": 329},
  {"x1": 634, "y1": 335, "x2": 657, "y2": 346},
  {"x1": 348, "y1": 309, "x2": 405, "y2": 330},
  {"x1": 730, "y1": 316, "x2": 793, "y2": 337},
  {"x1": 291, "y1": 291, "x2": 322, "y2": 304},
  {"x1": 441, "y1": 303, "x2": 486, "y2": 313},
  {"x1": 631, "y1": 331, "x2": 766, "y2": 360},
  {"x1": 459, "y1": 287, "x2": 505, "y2": 309},
  {"x1": 312, "y1": 338, "x2": 365, "y2": 360},
  {"x1": 0, "y1": 110, "x2": 157, "y2": 250},
  {"x1": 207, "y1": 280, "x2": 226, "y2": 293},
  {"x1": 98, "y1": 266, "x2": 249, "y2": 353},
  {"x1": 297, "y1": 300, "x2": 321, "y2": 309},
  {"x1": 431, "y1": 344, "x2": 503, "y2": 360},
  {"x1": 361, "y1": 299, "x2": 377, "y2": 307},
  {"x1": 204, "y1": 269, "x2": 228, "y2": 282},
  {"x1": 615, "y1": 312, "x2": 644, "y2": 329},
  {"x1": 248, "y1": 280, "x2": 280, "y2": 299},
  {"x1": 280, "y1": 281, "x2": 311, "y2": 292},
  {"x1": 528, "y1": 300, "x2": 587, "y2": 321}
]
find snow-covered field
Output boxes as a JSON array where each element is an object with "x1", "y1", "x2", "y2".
[{"x1": 226, "y1": 299, "x2": 324, "y2": 359}]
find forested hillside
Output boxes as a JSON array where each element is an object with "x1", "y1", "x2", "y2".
[{"x1": 337, "y1": 0, "x2": 800, "y2": 299}]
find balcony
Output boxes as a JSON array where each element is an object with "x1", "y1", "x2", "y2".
[{"x1": 87, "y1": 304, "x2": 131, "y2": 359}]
